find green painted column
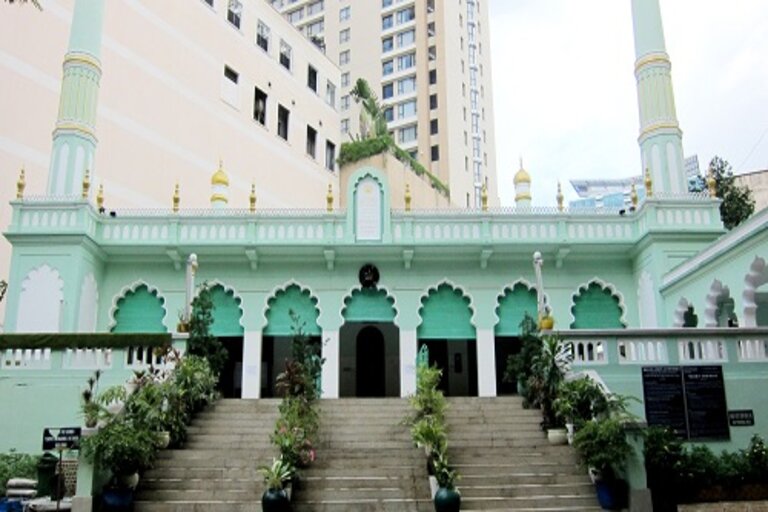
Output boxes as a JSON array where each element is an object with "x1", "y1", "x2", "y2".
[
  {"x1": 47, "y1": 0, "x2": 105, "y2": 198},
  {"x1": 631, "y1": 0, "x2": 686, "y2": 195}
]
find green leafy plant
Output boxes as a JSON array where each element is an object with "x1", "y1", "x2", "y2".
[
  {"x1": 503, "y1": 314, "x2": 541, "y2": 399},
  {"x1": 411, "y1": 414, "x2": 447, "y2": 455},
  {"x1": 528, "y1": 335, "x2": 573, "y2": 428},
  {"x1": 432, "y1": 450, "x2": 458, "y2": 490},
  {"x1": 259, "y1": 457, "x2": 295, "y2": 491},
  {"x1": 573, "y1": 417, "x2": 632, "y2": 481},
  {"x1": 187, "y1": 283, "x2": 227, "y2": 377},
  {"x1": 80, "y1": 418, "x2": 157, "y2": 481},
  {"x1": 0, "y1": 451, "x2": 39, "y2": 495},
  {"x1": 407, "y1": 364, "x2": 447, "y2": 425}
]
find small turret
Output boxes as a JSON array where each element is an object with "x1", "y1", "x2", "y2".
[
  {"x1": 210, "y1": 160, "x2": 230, "y2": 209},
  {"x1": 514, "y1": 158, "x2": 532, "y2": 208}
]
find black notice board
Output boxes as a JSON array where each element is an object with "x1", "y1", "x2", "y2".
[{"x1": 642, "y1": 365, "x2": 729, "y2": 441}]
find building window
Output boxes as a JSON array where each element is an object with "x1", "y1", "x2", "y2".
[
  {"x1": 339, "y1": 6, "x2": 350, "y2": 21},
  {"x1": 339, "y1": 28, "x2": 350, "y2": 43},
  {"x1": 253, "y1": 86, "x2": 267, "y2": 125},
  {"x1": 397, "y1": 52, "x2": 416, "y2": 71},
  {"x1": 256, "y1": 21, "x2": 270, "y2": 52},
  {"x1": 397, "y1": 99, "x2": 417, "y2": 119},
  {"x1": 341, "y1": 119, "x2": 349, "y2": 133},
  {"x1": 326, "y1": 80, "x2": 336, "y2": 108},
  {"x1": 279, "y1": 40, "x2": 292, "y2": 70},
  {"x1": 396, "y1": 6, "x2": 415, "y2": 24},
  {"x1": 203, "y1": 0, "x2": 213, "y2": 7},
  {"x1": 222, "y1": 65, "x2": 239, "y2": 107},
  {"x1": 325, "y1": 141, "x2": 336, "y2": 171},
  {"x1": 382, "y1": 0, "x2": 392, "y2": 7},
  {"x1": 431, "y1": 145, "x2": 439, "y2": 161},
  {"x1": 306, "y1": 20, "x2": 324, "y2": 37},
  {"x1": 427, "y1": 21, "x2": 435, "y2": 36},
  {"x1": 383, "y1": 107, "x2": 394, "y2": 122},
  {"x1": 382, "y1": 60, "x2": 394, "y2": 76},
  {"x1": 430, "y1": 93, "x2": 438, "y2": 109},
  {"x1": 307, "y1": 65, "x2": 318, "y2": 92},
  {"x1": 227, "y1": 0, "x2": 242, "y2": 29},
  {"x1": 341, "y1": 72, "x2": 350, "y2": 87},
  {"x1": 341, "y1": 95, "x2": 350, "y2": 111},
  {"x1": 339, "y1": 50, "x2": 350, "y2": 66},
  {"x1": 397, "y1": 29, "x2": 415, "y2": 47},
  {"x1": 382, "y1": 14, "x2": 393, "y2": 30},
  {"x1": 430, "y1": 119, "x2": 438, "y2": 135},
  {"x1": 398, "y1": 125, "x2": 417, "y2": 144},
  {"x1": 306, "y1": 125, "x2": 317, "y2": 158},
  {"x1": 307, "y1": 0, "x2": 324, "y2": 15},
  {"x1": 397, "y1": 76, "x2": 417, "y2": 95},
  {"x1": 382, "y1": 36, "x2": 393, "y2": 52},
  {"x1": 428, "y1": 45, "x2": 436, "y2": 61},
  {"x1": 277, "y1": 104, "x2": 289, "y2": 140},
  {"x1": 429, "y1": 69, "x2": 437, "y2": 85},
  {"x1": 382, "y1": 83, "x2": 394, "y2": 99}
]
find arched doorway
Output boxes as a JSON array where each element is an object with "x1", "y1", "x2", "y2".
[
  {"x1": 208, "y1": 284, "x2": 244, "y2": 398},
  {"x1": 494, "y1": 282, "x2": 538, "y2": 395},
  {"x1": 417, "y1": 283, "x2": 477, "y2": 397},
  {"x1": 262, "y1": 284, "x2": 321, "y2": 398},
  {"x1": 339, "y1": 287, "x2": 399, "y2": 398}
]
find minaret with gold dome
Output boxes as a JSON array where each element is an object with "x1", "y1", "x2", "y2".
[
  {"x1": 514, "y1": 158, "x2": 532, "y2": 208},
  {"x1": 210, "y1": 160, "x2": 230, "y2": 209}
]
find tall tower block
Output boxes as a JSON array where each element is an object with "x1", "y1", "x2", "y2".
[
  {"x1": 631, "y1": 0, "x2": 686, "y2": 194},
  {"x1": 47, "y1": 0, "x2": 105, "y2": 197}
]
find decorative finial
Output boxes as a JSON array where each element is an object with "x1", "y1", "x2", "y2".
[
  {"x1": 250, "y1": 182, "x2": 257, "y2": 213},
  {"x1": 82, "y1": 169, "x2": 91, "y2": 199},
  {"x1": 481, "y1": 183, "x2": 488, "y2": 211},
  {"x1": 16, "y1": 167, "x2": 26, "y2": 200},
  {"x1": 556, "y1": 182, "x2": 564, "y2": 212},
  {"x1": 326, "y1": 184, "x2": 333, "y2": 212},
  {"x1": 173, "y1": 183, "x2": 180, "y2": 213},
  {"x1": 97, "y1": 184, "x2": 104, "y2": 210},
  {"x1": 644, "y1": 168, "x2": 653, "y2": 198},
  {"x1": 707, "y1": 168, "x2": 717, "y2": 198},
  {"x1": 404, "y1": 184, "x2": 412, "y2": 212},
  {"x1": 630, "y1": 182, "x2": 638, "y2": 207}
]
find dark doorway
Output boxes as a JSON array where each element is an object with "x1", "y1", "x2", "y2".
[
  {"x1": 219, "y1": 336, "x2": 244, "y2": 399},
  {"x1": 495, "y1": 336, "x2": 522, "y2": 395},
  {"x1": 260, "y1": 336, "x2": 322, "y2": 398},
  {"x1": 418, "y1": 340, "x2": 478, "y2": 397},
  {"x1": 356, "y1": 326, "x2": 386, "y2": 397}
]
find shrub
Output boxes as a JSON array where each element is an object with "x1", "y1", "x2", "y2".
[
  {"x1": 0, "y1": 451, "x2": 38, "y2": 495},
  {"x1": 573, "y1": 418, "x2": 632, "y2": 480}
]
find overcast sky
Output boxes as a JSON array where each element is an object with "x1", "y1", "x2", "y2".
[{"x1": 488, "y1": 0, "x2": 768, "y2": 206}]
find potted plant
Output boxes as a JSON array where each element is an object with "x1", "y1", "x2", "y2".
[
  {"x1": 80, "y1": 371, "x2": 105, "y2": 429},
  {"x1": 432, "y1": 450, "x2": 460, "y2": 512},
  {"x1": 259, "y1": 457, "x2": 294, "y2": 511},
  {"x1": 503, "y1": 314, "x2": 541, "y2": 398},
  {"x1": 573, "y1": 417, "x2": 632, "y2": 510},
  {"x1": 528, "y1": 335, "x2": 572, "y2": 441}
]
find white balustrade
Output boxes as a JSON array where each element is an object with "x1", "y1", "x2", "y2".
[
  {"x1": 571, "y1": 340, "x2": 606, "y2": 364},
  {"x1": 678, "y1": 338, "x2": 727, "y2": 363},
  {"x1": 63, "y1": 348, "x2": 113, "y2": 370},
  {"x1": 618, "y1": 339, "x2": 668, "y2": 364},
  {"x1": 737, "y1": 338, "x2": 768, "y2": 362},
  {"x1": 1, "y1": 348, "x2": 52, "y2": 370}
]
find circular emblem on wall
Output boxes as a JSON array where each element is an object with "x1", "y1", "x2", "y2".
[{"x1": 359, "y1": 264, "x2": 380, "y2": 288}]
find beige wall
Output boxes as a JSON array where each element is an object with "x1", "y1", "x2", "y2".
[{"x1": 736, "y1": 169, "x2": 768, "y2": 213}]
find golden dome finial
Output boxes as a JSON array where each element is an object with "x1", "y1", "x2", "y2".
[
  {"x1": 514, "y1": 158, "x2": 531, "y2": 185},
  {"x1": 404, "y1": 183, "x2": 412, "y2": 212},
  {"x1": 82, "y1": 169, "x2": 91, "y2": 200},
  {"x1": 630, "y1": 181, "x2": 638, "y2": 207},
  {"x1": 644, "y1": 168, "x2": 653, "y2": 198},
  {"x1": 556, "y1": 182, "x2": 564, "y2": 212},
  {"x1": 249, "y1": 182, "x2": 257, "y2": 213},
  {"x1": 172, "y1": 183, "x2": 180, "y2": 213},
  {"x1": 326, "y1": 184, "x2": 334, "y2": 212},
  {"x1": 97, "y1": 184, "x2": 104, "y2": 210},
  {"x1": 707, "y1": 168, "x2": 717, "y2": 198},
  {"x1": 481, "y1": 183, "x2": 488, "y2": 211},
  {"x1": 16, "y1": 166, "x2": 26, "y2": 200},
  {"x1": 211, "y1": 159, "x2": 229, "y2": 186}
]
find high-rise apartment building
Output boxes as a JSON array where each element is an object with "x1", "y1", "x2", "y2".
[{"x1": 269, "y1": 0, "x2": 499, "y2": 208}]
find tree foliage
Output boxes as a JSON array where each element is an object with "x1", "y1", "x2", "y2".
[
  {"x1": 690, "y1": 156, "x2": 755, "y2": 230},
  {"x1": 187, "y1": 283, "x2": 227, "y2": 377}
]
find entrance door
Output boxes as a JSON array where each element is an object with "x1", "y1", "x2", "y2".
[
  {"x1": 419, "y1": 340, "x2": 450, "y2": 393},
  {"x1": 356, "y1": 326, "x2": 386, "y2": 397},
  {"x1": 219, "y1": 336, "x2": 244, "y2": 399}
]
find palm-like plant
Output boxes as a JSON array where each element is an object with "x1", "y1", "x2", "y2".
[
  {"x1": 530, "y1": 335, "x2": 573, "y2": 428},
  {"x1": 350, "y1": 78, "x2": 390, "y2": 139}
]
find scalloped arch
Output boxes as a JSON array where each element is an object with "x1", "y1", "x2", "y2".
[
  {"x1": 341, "y1": 285, "x2": 398, "y2": 325},
  {"x1": 704, "y1": 279, "x2": 733, "y2": 327},
  {"x1": 108, "y1": 280, "x2": 168, "y2": 333},
  {"x1": 262, "y1": 281, "x2": 321, "y2": 336},
  {"x1": 417, "y1": 280, "x2": 476, "y2": 340},
  {"x1": 494, "y1": 279, "x2": 540, "y2": 336},
  {"x1": 204, "y1": 281, "x2": 245, "y2": 336},
  {"x1": 569, "y1": 278, "x2": 627, "y2": 329},
  {"x1": 673, "y1": 297, "x2": 692, "y2": 327},
  {"x1": 742, "y1": 257, "x2": 767, "y2": 327}
]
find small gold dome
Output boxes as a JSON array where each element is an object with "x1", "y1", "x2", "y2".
[
  {"x1": 514, "y1": 158, "x2": 531, "y2": 185},
  {"x1": 211, "y1": 160, "x2": 229, "y2": 186}
]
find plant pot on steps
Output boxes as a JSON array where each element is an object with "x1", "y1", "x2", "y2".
[
  {"x1": 547, "y1": 427, "x2": 568, "y2": 445},
  {"x1": 262, "y1": 488, "x2": 290, "y2": 512},
  {"x1": 434, "y1": 487, "x2": 461, "y2": 512},
  {"x1": 595, "y1": 479, "x2": 628, "y2": 511}
]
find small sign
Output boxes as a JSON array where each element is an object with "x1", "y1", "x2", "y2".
[
  {"x1": 729, "y1": 410, "x2": 755, "y2": 427},
  {"x1": 43, "y1": 427, "x2": 82, "y2": 451}
]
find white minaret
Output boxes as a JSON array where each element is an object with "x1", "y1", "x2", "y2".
[
  {"x1": 632, "y1": 0, "x2": 686, "y2": 195},
  {"x1": 210, "y1": 160, "x2": 229, "y2": 209},
  {"x1": 514, "y1": 158, "x2": 532, "y2": 208}
]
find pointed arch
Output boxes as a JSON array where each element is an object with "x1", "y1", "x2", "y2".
[
  {"x1": 418, "y1": 281, "x2": 476, "y2": 340},
  {"x1": 743, "y1": 257, "x2": 768, "y2": 327},
  {"x1": 341, "y1": 286, "x2": 398, "y2": 324},
  {"x1": 570, "y1": 278, "x2": 627, "y2": 329},
  {"x1": 205, "y1": 281, "x2": 244, "y2": 337},
  {"x1": 263, "y1": 282, "x2": 321, "y2": 336},
  {"x1": 110, "y1": 281, "x2": 167, "y2": 333},
  {"x1": 494, "y1": 279, "x2": 539, "y2": 336},
  {"x1": 16, "y1": 265, "x2": 64, "y2": 333}
]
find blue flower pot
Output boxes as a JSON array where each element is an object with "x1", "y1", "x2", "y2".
[
  {"x1": 262, "y1": 488, "x2": 290, "y2": 512},
  {"x1": 595, "y1": 479, "x2": 628, "y2": 510},
  {"x1": 434, "y1": 487, "x2": 461, "y2": 512}
]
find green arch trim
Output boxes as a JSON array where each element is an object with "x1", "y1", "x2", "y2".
[
  {"x1": 342, "y1": 287, "x2": 396, "y2": 323},
  {"x1": 570, "y1": 282, "x2": 625, "y2": 329},
  {"x1": 344, "y1": 166, "x2": 392, "y2": 243},
  {"x1": 112, "y1": 285, "x2": 166, "y2": 333},
  {"x1": 418, "y1": 283, "x2": 475, "y2": 340},
  {"x1": 495, "y1": 283, "x2": 538, "y2": 336},
  {"x1": 209, "y1": 285, "x2": 244, "y2": 337},
  {"x1": 264, "y1": 284, "x2": 321, "y2": 336}
]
